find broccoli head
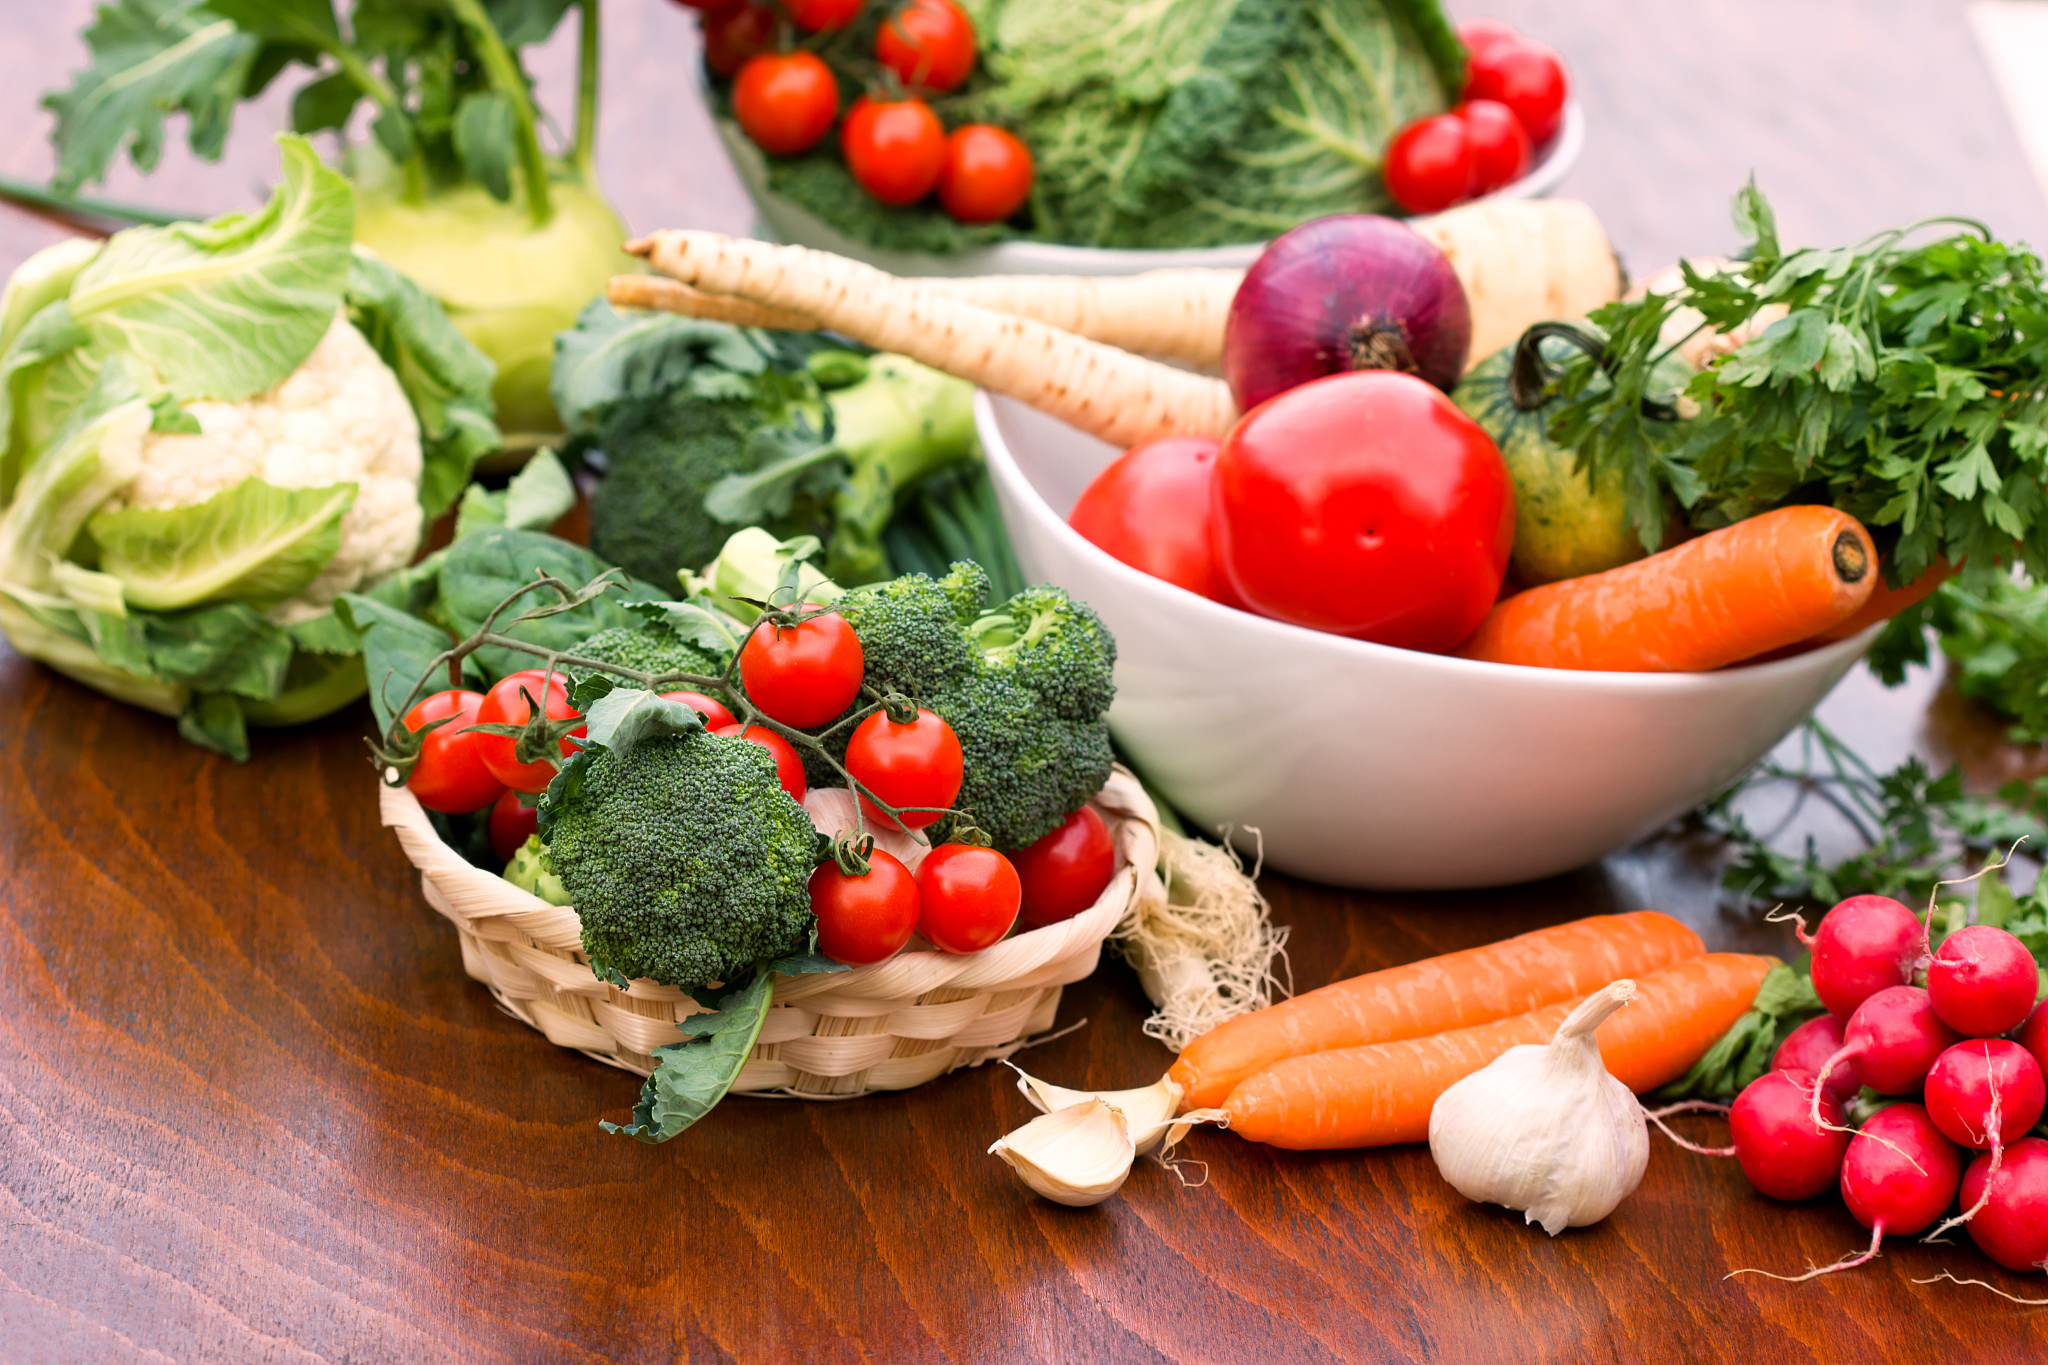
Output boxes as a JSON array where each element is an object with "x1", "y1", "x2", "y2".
[
  {"x1": 573, "y1": 621, "x2": 729, "y2": 683},
  {"x1": 540, "y1": 732, "x2": 824, "y2": 987},
  {"x1": 821, "y1": 562, "x2": 1116, "y2": 850}
]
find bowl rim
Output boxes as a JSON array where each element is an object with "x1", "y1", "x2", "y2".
[{"x1": 974, "y1": 387, "x2": 1882, "y2": 693}]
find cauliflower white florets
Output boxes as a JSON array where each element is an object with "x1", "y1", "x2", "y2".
[{"x1": 117, "y1": 314, "x2": 423, "y2": 623}]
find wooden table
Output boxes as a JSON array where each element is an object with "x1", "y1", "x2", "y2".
[{"x1": 4, "y1": 3, "x2": 2048, "y2": 1361}]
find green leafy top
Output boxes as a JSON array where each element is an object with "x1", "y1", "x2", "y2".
[
  {"x1": 46, "y1": 0, "x2": 591, "y2": 226},
  {"x1": 1544, "y1": 182, "x2": 2048, "y2": 585}
]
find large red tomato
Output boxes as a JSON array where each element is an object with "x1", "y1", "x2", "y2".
[
  {"x1": 1068, "y1": 435, "x2": 1243, "y2": 609},
  {"x1": 1212, "y1": 370, "x2": 1513, "y2": 652}
]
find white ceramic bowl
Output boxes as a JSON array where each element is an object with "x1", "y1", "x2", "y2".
[
  {"x1": 715, "y1": 102, "x2": 1585, "y2": 277},
  {"x1": 977, "y1": 391, "x2": 1881, "y2": 890}
]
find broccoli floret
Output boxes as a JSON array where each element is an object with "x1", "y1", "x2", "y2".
[
  {"x1": 971, "y1": 585, "x2": 1117, "y2": 722},
  {"x1": 928, "y1": 671, "x2": 1115, "y2": 848},
  {"x1": 541, "y1": 732, "x2": 823, "y2": 987},
  {"x1": 573, "y1": 621, "x2": 729, "y2": 682},
  {"x1": 832, "y1": 560, "x2": 990, "y2": 696}
]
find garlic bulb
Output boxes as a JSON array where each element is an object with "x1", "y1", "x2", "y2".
[
  {"x1": 989, "y1": 1100, "x2": 1137, "y2": 1206},
  {"x1": 1010, "y1": 1067, "x2": 1184, "y2": 1156},
  {"x1": 1427, "y1": 979, "x2": 1650, "y2": 1236}
]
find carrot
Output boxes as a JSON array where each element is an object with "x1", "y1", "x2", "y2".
[
  {"x1": 1810, "y1": 557, "x2": 1956, "y2": 644},
  {"x1": 626, "y1": 231, "x2": 1237, "y2": 448},
  {"x1": 1169, "y1": 910, "x2": 1704, "y2": 1110},
  {"x1": 1222, "y1": 952, "x2": 1776, "y2": 1149},
  {"x1": 617, "y1": 200, "x2": 1619, "y2": 378},
  {"x1": 1456, "y1": 505, "x2": 1879, "y2": 671}
]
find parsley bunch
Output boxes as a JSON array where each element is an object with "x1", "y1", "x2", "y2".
[{"x1": 1546, "y1": 182, "x2": 2048, "y2": 584}]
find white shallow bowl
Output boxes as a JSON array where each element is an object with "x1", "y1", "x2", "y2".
[
  {"x1": 977, "y1": 391, "x2": 1880, "y2": 891},
  {"x1": 716, "y1": 102, "x2": 1585, "y2": 277}
]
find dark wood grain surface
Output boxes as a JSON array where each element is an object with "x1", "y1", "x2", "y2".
[{"x1": 5, "y1": 3, "x2": 2048, "y2": 1362}]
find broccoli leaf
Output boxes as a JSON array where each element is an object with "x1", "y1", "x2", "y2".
[
  {"x1": 336, "y1": 592, "x2": 457, "y2": 734},
  {"x1": 625, "y1": 598, "x2": 749, "y2": 658},
  {"x1": 344, "y1": 248, "x2": 501, "y2": 517},
  {"x1": 65, "y1": 136, "x2": 354, "y2": 405},
  {"x1": 452, "y1": 446, "x2": 576, "y2": 540},
  {"x1": 437, "y1": 526, "x2": 656, "y2": 680},
  {"x1": 43, "y1": 0, "x2": 262, "y2": 193},
  {"x1": 89, "y1": 477, "x2": 357, "y2": 612},
  {"x1": 765, "y1": 951, "x2": 849, "y2": 978},
  {"x1": 550, "y1": 298, "x2": 772, "y2": 437},
  {"x1": 579, "y1": 686, "x2": 706, "y2": 758},
  {"x1": 601, "y1": 968, "x2": 773, "y2": 1143}
]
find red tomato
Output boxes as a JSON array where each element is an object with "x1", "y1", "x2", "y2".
[
  {"x1": 732, "y1": 52, "x2": 839, "y2": 156},
  {"x1": 785, "y1": 0, "x2": 861, "y2": 32},
  {"x1": 916, "y1": 844, "x2": 1021, "y2": 953},
  {"x1": 660, "y1": 689, "x2": 738, "y2": 731},
  {"x1": 488, "y1": 788, "x2": 539, "y2": 863},
  {"x1": 1382, "y1": 112, "x2": 1474, "y2": 214},
  {"x1": 702, "y1": 1, "x2": 775, "y2": 77},
  {"x1": 936, "y1": 124, "x2": 1033, "y2": 224},
  {"x1": 1012, "y1": 807, "x2": 1115, "y2": 929},
  {"x1": 876, "y1": 0, "x2": 977, "y2": 93},
  {"x1": 1068, "y1": 435, "x2": 1244, "y2": 609},
  {"x1": 402, "y1": 690, "x2": 505, "y2": 814},
  {"x1": 1460, "y1": 99, "x2": 1530, "y2": 193},
  {"x1": 1466, "y1": 39, "x2": 1568, "y2": 146},
  {"x1": 844, "y1": 707, "x2": 962, "y2": 831},
  {"x1": 1212, "y1": 370, "x2": 1514, "y2": 652},
  {"x1": 474, "y1": 670, "x2": 586, "y2": 795},
  {"x1": 841, "y1": 97, "x2": 946, "y2": 206},
  {"x1": 811, "y1": 849, "x2": 920, "y2": 965},
  {"x1": 738, "y1": 609, "x2": 863, "y2": 727},
  {"x1": 1457, "y1": 18, "x2": 1523, "y2": 64},
  {"x1": 712, "y1": 722, "x2": 807, "y2": 802}
]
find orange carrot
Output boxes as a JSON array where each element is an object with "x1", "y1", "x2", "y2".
[
  {"x1": 1221, "y1": 952, "x2": 1775, "y2": 1150},
  {"x1": 1457, "y1": 505, "x2": 1878, "y2": 671},
  {"x1": 1170, "y1": 911, "x2": 1703, "y2": 1110},
  {"x1": 1809, "y1": 557, "x2": 1956, "y2": 644}
]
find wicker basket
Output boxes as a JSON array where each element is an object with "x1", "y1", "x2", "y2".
[{"x1": 379, "y1": 768, "x2": 1162, "y2": 1099}]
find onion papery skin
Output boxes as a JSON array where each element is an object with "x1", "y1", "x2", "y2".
[{"x1": 1223, "y1": 215, "x2": 1472, "y2": 414}]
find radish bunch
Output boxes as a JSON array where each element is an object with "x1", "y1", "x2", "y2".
[{"x1": 1717, "y1": 894, "x2": 2048, "y2": 1279}]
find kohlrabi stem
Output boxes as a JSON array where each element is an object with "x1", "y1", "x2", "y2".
[
  {"x1": 446, "y1": 0, "x2": 556, "y2": 227},
  {"x1": 574, "y1": 0, "x2": 601, "y2": 184}
]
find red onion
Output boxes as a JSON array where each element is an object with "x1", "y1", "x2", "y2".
[{"x1": 1223, "y1": 215, "x2": 1471, "y2": 412}]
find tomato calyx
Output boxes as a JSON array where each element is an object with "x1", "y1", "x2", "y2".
[
  {"x1": 463, "y1": 679, "x2": 587, "y2": 772},
  {"x1": 369, "y1": 708, "x2": 453, "y2": 784},
  {"x1": 830, "y1": 831, "x2": 878, "y2": 877},
  {"x1": 877, "y1": 689, "x2": 920, "y2": 725}
]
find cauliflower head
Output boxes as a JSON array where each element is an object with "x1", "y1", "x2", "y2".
[{"x1": 116, "y1": 314, "x2": 424, "y2": 623}]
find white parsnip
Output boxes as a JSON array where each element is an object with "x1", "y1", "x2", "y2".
[
  {"x1": 1410, "y1": 198, "x2": 1625, "y2": 363},
  {"x1": 628, "y1": 231, "x2": 1238, "y2": 446},
  {"x1": 605, "y1": 274, "x2": 819, "y2": 332},
  {"x1": 935, "y1": 270, "x2": 1238, "y2": 367}
]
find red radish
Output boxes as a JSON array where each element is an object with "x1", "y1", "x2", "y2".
[
  {"x1": 1729, "y1": 1071, "x2": 1851, "y2": 1200},
  {"x1": 1925, "y1": 1040, "x2": 2045, "y2": 1150},
  {"x1": 2022, "y1": 1000, "x2": 2048, "y2": 1076},
  {"x1": 1960, "y1": 1137, "x2": 2048, "y2": 1272},
  {"x1": 1927, "y1": 925, "x2": 2040, "y2": 1038},
  {"x1": 1738, "y1": 1103, "x2": 1962, "y2": 1281},
  {"x1": 1805, "y1": 894, "x2": 1924, "y2": 1019},
  {"x1": 1771, "y1": 1015, "x2": 1857, "y2": 1101},
  {"x1": 1810, "y1": 985, "x2": 1960, "y2": 1130}
]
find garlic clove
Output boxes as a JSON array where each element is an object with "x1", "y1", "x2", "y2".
[
  {"x1": 988, "y1": 1099, "x2": 1137, "y2": 1206},
  {"x1": 1010, "y1": 1067, "x2": 1185, "y2": 1156}
]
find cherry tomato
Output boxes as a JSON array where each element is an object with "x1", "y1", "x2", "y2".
[
  {"x1": 1068, "y1": 435, "x2": 1245, "y2": 609},
  {"x1": 785, "y1": 0, "x2": 861, "y2": 32},
  {"x1": 732, "y1": 52, "x2": 840, "y2": 156},
  {"x1": 1213, "y1": 370, "x2": 1514, "y2": 652},
  {"x1": 1456, "y1": 18, "x2": 1523, "y2": 64},
  {"x1": 936, "y1": 124, "x2": 1033, "y2": 224},
  {"x1": 738, "y1": 609, "x2": 863, "y2": 727},
  {"x1": 403, "y1": 690, "x2": 505, "y2": 814},
  {"x1": 660, "y1": 689, "x2": 738, "y2": 731},
  {"x1": 811, "y1": 849, "x2": 920, "y2": 965},
  {"x1": 840, "y1": 97, "x2": 946, "y2": 207},
  {"x1": 474, "y1": 670, "x2": 586, "y2": 795},
  {"x1": 712, "y1": 722, "x2": 807, "y2": 802},
  {"x1": 1382, "y1": 112, "x2": 1474, "y2": 214},
  {"x1": 875, "y1": 0, "x2": 977, "y2": 93},
  {"x1": 488, "y1": 788, "x2": 539, "y2": 863},
  {"x1": 1460, "y1": 99, "x2": 1530, "y2": 194},
  {"x1": 1465, "y1": 39, "x2": 1569, "y2": 146},
  {"x1": 844, "y1": 707, "x2": 962, "y2": 831},
  {"x1": 1012, "y1": 806, "x2": 1115, "y2": 929},
  {"x1": 916, "y1": 843, "x2": 1021, "y2": 953},
  {"x1": 702, "y1": 1, "x2": 775, "y2": 78}
]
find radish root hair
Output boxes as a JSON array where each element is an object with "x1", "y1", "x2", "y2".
[
  {"x1": 1923, "y1": 1080, "x2": 2004, "y2": 1245},
  {"x1": 1913, "y1": 1270, "x2": 2048, "y2": 1305},
  {"x1": 1642, "y1": 1100, "x2": 1737, "y2": 1157},
  {"x1": 1765, "y1": 905, "x2": 1815, "y2": 948},
  {"x1": 1113, "y1": 825, "x2": 1290, "y2": 1052},
  {"x1": 1921, "y1": 839, "x2": 2026, "y2": 956},
  {"x1": 1728, "y1": 1223, "x2": 1885, "y2": 1282}
]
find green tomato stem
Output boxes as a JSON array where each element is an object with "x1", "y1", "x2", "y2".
[{"x1": 446, "y1": 0, "x2": 556, "y2": 227}]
